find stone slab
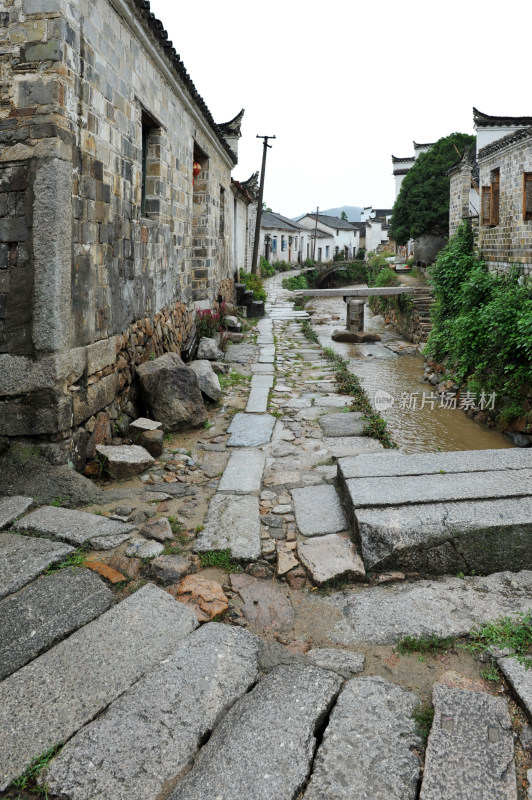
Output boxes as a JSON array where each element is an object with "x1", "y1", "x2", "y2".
[
  {"x1": 318, "y1": 412, "x2": 366, "y2": 437},
  {"x1": 306, "y1": 648, "x2": 365, "y2": 677},
  {"x1": 420, "y1": 685, "x2": 516, "y2": 800},
  {"x1": 194, "y1": 494, "x2": 261, "y2": 560},
  {"x1": 230, "y1": 573, "x2": 294, "y2": 630},
  {"x1": 14, "y1": 506, "x2": 136, "y2": 546},
  {"x1": 44, "y1": 624, "x2": 261, "y2": 800},
  {"x1": 168, "y1": 664, "x2": 343, "y2": 800},
  {"x1": 0, "y1": 496, "x2": 33, "y2": 530},
  {"x1": 227, "y1": 412, "x2": 275, "y2": 447},
  {"x1": 344, "y1": 469, "x2": 532, "y2": 510},
  {"x1": 298, "y1": 534, "x2": 365, "y2": 585},
  {"x1": 0, "y1": 584, "x2": 198, "y2": 791},
  {"x1": 246, "y1": 386, "x2": 270, "y2": 413},
  {"x1": 0, "y1": 567, "x2": 112, "y2": 680},
  {"x1": 338, "y1": 448, "x2": 532, "y2": 480},
  {"x1": 497, "y1": 654, "x2": 532, "y2": 721},
  {"x1": 295, "y1": 287, "x2": 415, "y2": 297},
  {"x1": 225, "y1": 343, "x2": 259, "y2": 363},
  {"x1": 291, "y1": 485, "x2": 347, "y2": 537},
  {"x1": 328, "y1": 570, "x2": 532, "y2": 646},
  {"x1": 251, "y1": 363, "x2": 275, "y2": 374},
  {"x1": 313, "y1": 395, "x2": 352, "y2": 408},
  {"x1": 218, "y1": 450, "x2": 265, "y2": 494},
  {"x1": 304, "y1": 677, "x2": 420, "y2": 800},
  {"x1": 199, "y1": 451, "x2": 229, "y2": 479},
  {"x1": 129, "y1": 417, "x2": 163, "y2": 433},
  {"x1": 322, "y1": 436, "x2": 384, "y2": 457},
  {"x1": 125, "y1": 536, "x2": 164, "y2": 559},
  {"x1": 96, "y1": 444, "x2": 155, "y2": 479},
  {"x1": 0, "y1": 532, "x2": 74, "y2": 600},
  {"x1": 353, "y1": 497, "x2": 532, "y2": 575}
]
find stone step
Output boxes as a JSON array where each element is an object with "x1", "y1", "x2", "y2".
[
  {"x1": 420, "y1": 685, "x2": 516, "y2": 800},
  {"x1": 14, "y1": 506, "x2": 136, "y2": 547},
  {"x1": 0, "y1": 496, "x2": 33, "y2": 531},
  {"x1": 43, "y1": 624, "x2": 261, "y2": 800},
  {"x1": 291, "y1": 484, "x2": 347, "y2": 537},
  {"x1": 353, "y1": 496, "x2": 532, "y2": 574},
  {"x1": 328, "y1": 570, "x2": 532, "y2": 646},
  {"x1": 0, "y1": 566, "x2": 112, "y2": 680},
  {"x1": 0, "y1": 584, "x2": 197, "y2": 791},
  {"x1": 0, "y1": 532, "x2": 74, "y2": 600},
  {"x1": 168, "y1": 664, "x2": 343, "y2": 800},
  {"x1": 303, "y1": 677, "x2": 421, "y2": 800},
  {"x1": 297, "y1": 533, "x2": 365, "y2": 585}
]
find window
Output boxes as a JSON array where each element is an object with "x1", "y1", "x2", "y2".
[
  {"x1": 281, "y1": 235, "x2": 286, "y2": 251},
  {"x1": 141, "y1": 110, "x2": 161, "y2": 216},
  {"x1": 325, "y1": 246, "x2": 330, "y2": 258},
  {"x1": 524, "y1": 173, "x2": 532, "y2": 221},
  {"x1": 482, "y1": 168, "x2": 500, "y2": 226},
  {"x1": 318, "y1": 247, "x2": 322, "y2": 261},
  {"x1": 272, "y1": 236, "x2": 277, "y2": 253},
  {"x1": 219, "y1": 187, "x2": 225, "y2": 236}
]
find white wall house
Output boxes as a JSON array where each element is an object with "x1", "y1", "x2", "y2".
[
  {"x1": 231, "y1": 173, "x2": 258, "y2": 276},
  {"x1": 297, "y1": 213, "x2": 360, "y2": 259},
  {"x1": 260, "y1": 211, "x2": 307, "y2": 265}
]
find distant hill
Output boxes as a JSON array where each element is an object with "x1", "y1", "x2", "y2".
[{"x1": 294, "y1": 205, "x2": 363, "y2": 222}]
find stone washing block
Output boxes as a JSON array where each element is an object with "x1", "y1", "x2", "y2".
[
  {"x1": 15, "y1": 506, "x2": 136, "y2": 547},
  {"x1": 354, "y1": 496, "x2": 532, "y2": 575},
  {"x1": 0, "y1": 584, "x2": 198, "y2": 791},
  {"x1": 0, "y1": 532, "x2": 74, "y2": 600}
]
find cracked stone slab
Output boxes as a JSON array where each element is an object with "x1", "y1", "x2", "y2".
[
  {"x1": 0, "y1": 567, "x2": 112, "y2": 680},
  {"x1": 338, "y1": 448, "x2": 532, "y2": 480},
  {"x1": 306, "y1": 648, "x2": 365, "y2": 677},
  {"x1": 0, "y1": 584, "x2": 198, "y2": 791},
  {"x1": 322, "y1": 436, "x2": 384, "y2": 457},
  {"x1": 420, "y1": 684, "x2": 516, "y2": 800},
  {"x1": 194, "y1": 494, "x2": 261, "y2": 560},
  {"x1": 328, "y1": 570, "x2": 532, "y2": 645},
  {"x1": 291, "y1": 485, "x2": 346, "y2": 537},
  {"x1": 0, "y1": 496, "x2": 33, "y2": 530},
  {"x1": 218, "y1": 450, "x2": 265, "y2": 494},
  {"x1": 14, "y1": 506, "x2": 136, "y2": 547},
  {"x1": 304, "y1": 677, "x2": 421, "y2": 800},
  {"x1": 0, "y1": 533, "x2": 74, "y2": 600},
  {"x1": 497, "y1": 654, "x2": 532, "y2": 721},
  {"x1": 353, "y1": 497, "x2": 532, "y2": 575},
  {"x1": 168, "y1": 664, "x2": 343, "y2": 800},
  {"x1": 227, "y1": 413, "x2": 275, "y2": 447},
  {"x1": 43, "y1": 624, "x2": 261, "y2": 800},
  {"x1": 298, "y1": 534, "x2": 365, "y2": 585},
  {"x1": 318, "y1": 412, "x2": 366, "y2": 437},
  {"x1": 343, "y1": 469, "x2": 532, "y2": 510}
]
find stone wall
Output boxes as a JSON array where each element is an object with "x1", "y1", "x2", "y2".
[
  {"x1": 449, "y1": 160, "x2": 473, "y2": 236},
  {"x1": 0, "y1": 0, "x2": 240, "y2": 466}
]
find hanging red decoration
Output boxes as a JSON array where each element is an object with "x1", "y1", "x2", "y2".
[{"x1": 192, "y1": 161, "x2": 201, "y2": 185}]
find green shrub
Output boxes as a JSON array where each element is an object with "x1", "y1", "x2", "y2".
[
  {"x1": 260, "y1": 256, "x2": 275, "y2": 277},
  {"x1": 240, "y1": 271, "x2": 267, "y2": 302},
  {"x1": 274, "y1": 259, "x2": 292, "y2": 272},
  {"x1": 195, "y1": 303, "x2": 226, "y2": 338},
  {"x1": 304, "y1": 257, "x2": 315, "y2": 267},
  {"x1": 282, "y1": 275, "x2": 308, "y2": 291}
]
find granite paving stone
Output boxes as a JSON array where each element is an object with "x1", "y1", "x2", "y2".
[
  {"x1": 217, "y1": 450, "x2": 265, "y2": 494},
  {"x1": 0, "y1": 496, "x2": 33, "y2": 530},
  {"x1": 298, "y1": 534, "x2": 365, "y2": 585},
  {"x1": 14, "y1": 506, "x2": 136, "y2": 546},
  {"x1": 321, "y1": 436, "x2": 384, "y2": 457},
  {"x1": 0, "y1": 532, "x2": 74, "y2": 600},
  {"x1": 230, "y1": 573, "x2": 295, "y2": 630},
  {"x1": 420, "y1": 685, "x2": 516, "y2": 800},
  {"x1": 246, "y1": 386, "x2": 270, "y2": 413},
  {"x1": 303, "y1": 677, "x2": 420, "y2": 800},
  {"x1": 0, "y1": 584, "x2": 198, "y2": 791},
  {"x1": 0, "y1": 567, "x2": 113, "y2": 679},
  {"x1": 125, "y1": 536, "x2": 164, "y2": 559},
  {"x1": 306, "y1": 648, "x2": 365, "y2": 677},
  {"x1": 44, "y1": 625, "x2": 261, "y2": 800},
  {"x1": 496, "y1": 654, "x2": 532, "y2": 721},
  {"x1": 318, "y1": 412, "x2": 366, "y2": 437},
  {"x1": 291, "y1": 485, "x2": 347, "y2": 537},
  {"x1": 96, "y1": 444, "x2": 155, "y2": 478},
  {"x1": 168, "y1": 664, "x2": 343, "y2": 800},
  {"x1": 194, "y1": 494, "x2": 261, "y2": 560},
  {"x1": 227, "y1": 413, "x2": 275, "y2": 447}
]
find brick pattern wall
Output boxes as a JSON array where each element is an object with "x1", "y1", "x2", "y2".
[{"x1": 449, "y1": 162, "x2": 473, "y2": 236}]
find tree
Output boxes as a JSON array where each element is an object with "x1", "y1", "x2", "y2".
[
  {"x1": 390, "y1": 132, "x2": 476, "y2": 246},
  {"x1": 340, "y1": 210, "x2": 348, "y2": 221}
]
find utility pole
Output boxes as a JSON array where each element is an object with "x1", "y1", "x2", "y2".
[
  {"x1": 251, "y1": 134, "x2": 276, "y2": 275},
  {"x1": 312, "y1": 206, "x2": 319, "y2": 261}
]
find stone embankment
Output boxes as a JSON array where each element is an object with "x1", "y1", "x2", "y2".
[{"x1": 1, "y1": 271, "x2": 532, "y2": 798}]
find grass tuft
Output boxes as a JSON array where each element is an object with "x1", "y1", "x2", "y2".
[
  {"x1": 199, "y1": 549, "x2": 241, "y2": 572},
  {"x1": 396, "y1": 633, "x2": 456, "y2": 656},
  {"x1": 412, "y1": 701, "x2": 434, "y2": 744}
]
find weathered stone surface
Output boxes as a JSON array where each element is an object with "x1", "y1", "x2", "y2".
[
  {"x1": 224, "y1": 343, "x2": 259, "y2": 363},
  {"x1": 137, "y1": 353, "x2": 207, "y2": 431},
  {"x1": 0, "y1": 533, "x2": 74, "y2": 600},
  {"x1": 353, "y1": 497, "x2": 532, "y2": 575},
  {"x1": 329, "y1": 570, "x2": 532, "y2": 646},
  {"x1": 197, "y1": 337, "x2": 224, "y2": 361},
  {"x1": 306, "y1": 648, "x2": 364, "y2": 677},
  {"x1": 15, "y1": 506, "x2": 135, "y2": 546},
  {"x1": 246, "y1": 385, "x2": 270, "y2": 413},
  {"x1": 96, "y1": 444, "x2": 155, "y2": 479},
  {"x1": 89, "y1": 532, "x2": 133, "y2": 550},
  {"x1": 199, "y1": 450, "x2": 229, "y2": 478},
  {"x1": 138, "y1": 517, "x2": 173, "y2": 542},
  {"x1": 125, "y1": 536, "x2": 164, "y2": 559},
  {"x1": 0, "y1": 584, "x2": 198, "y2": 791},
  {"x1": 188, "y1": 359, "x2": 222, "y2": 402},
  {"x1": 304, "y1": 677, "x2": 420, "y2": 800},
  {"x1": 169, "y1": 664, "x2": 343, "y2": 800},
  {"x1": 298, "y1": 534, "x2": 365, "y2": 585},
  {"x1": 43, "y1": 624, "x2": 261, "y2": 800},
  {"x1": 195, "y1": 494, "x2": 261, "y2": 560},
  {"x1": 173, "y1": 574, "x2": 229, "y2": 621},
  {"x1": 314, "y1": 395, "x2": 355, "y2": 408},
  {"x1": 128, "y1": 417, "x2": 163, "y2": 434},
  {"x1": 0, "y1": 567, "x2": 112, "y2": 680},
  {"x1": 231, "y1": 573, "x2": 294, "y2": 630},
  {"x1": 497, "y1": 654, "x2": 532, "y2": 721},
  {"x1": 134, "y1": 429, "x2": 164, "y2": 458},
  {"x1": 420, "y1": 685, "x2": 516, "y2": 800},
  {"x1": 0, "y1": 495, "x2": 33, "y2": 530},
  {"x1": 227, "y1": 412, "x2": 275, "y2": 447},
  {"x1": 291, "y1": 485, "x2": 347, "y2": 537},
  {"x1": 331, "y1": 329, "x2": 381, "y2": 343},
  {"x1": 318, "y1": 412, "x2": 366, "y2": 437},
  {"x1": 321, "y1": 436, "x2": 384, "y2": 457},
  {"x1": 276, "y1": 542, "x2": 299, "y2": 576},
  {"x1": 218, "y1": 449, "x2": 265, "y2": 494},
  {"x1": 148, "y1": 554, "x2": 193, "y2": 585}
]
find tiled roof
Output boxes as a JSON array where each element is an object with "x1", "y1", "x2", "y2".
[
  {"x1": 304, "y1": 213, "x2": 357, "y2": 231},
  {"x1": 478, "y1": 126, "x2": 532, "y2": 159},
  {"x1": 131, "y1": 0, "x2": 238, "y2": 164},
  {"x1": 391, "y1": 155, "x2": 415, "y2": 163},
  {"x1": 413, "y1": 142, "x2": 435, "y2": 149},
  {"x1": 473, "y1": 108, "x2": 532, "y2": 128},
  {"x1": 261, "y1": 211, "x2": 305, "y2": 232}
]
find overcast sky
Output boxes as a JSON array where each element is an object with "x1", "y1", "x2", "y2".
[{"x1": 148, "y1": 0, "x2": 529, "y2": 219}]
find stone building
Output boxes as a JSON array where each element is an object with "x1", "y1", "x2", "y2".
[
  {"x1": 260, "y1": 211, "x2": 307, "y2": 265},
  {"x1": 0, "y1": 0, "x2": 248, "y2": 467},
  {"x1": 231, "y1": 172, "x2": 258, "y2": 274},
  {"x1": 297, "y1": 213, "x2": 360, "y2": 260}
]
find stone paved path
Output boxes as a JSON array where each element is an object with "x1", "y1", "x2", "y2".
[{"x1": 1, "y1": 270, "x2": 532, "y2": 798}]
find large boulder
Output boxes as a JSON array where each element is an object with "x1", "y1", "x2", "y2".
[
  {"x1": 197, "y1": 337, "x2": 224, "y2": 361},
  {"x1": 188, "y1": 360, "x2": 222, "y2": 402},
  {"x1": 332, "y1": 329, "x2": 381, "y2": 343},
  {"x1": 137, "y1": 353, "x2": 207, "y2": 431}
]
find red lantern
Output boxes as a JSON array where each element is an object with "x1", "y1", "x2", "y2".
[{"x1": 192, "y1": 161, "x2": 201, "y2": 185}]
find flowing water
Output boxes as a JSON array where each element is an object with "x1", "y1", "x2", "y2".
[{"x1": 305, "y1": 295, "x2": 513, "y2": 453}]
